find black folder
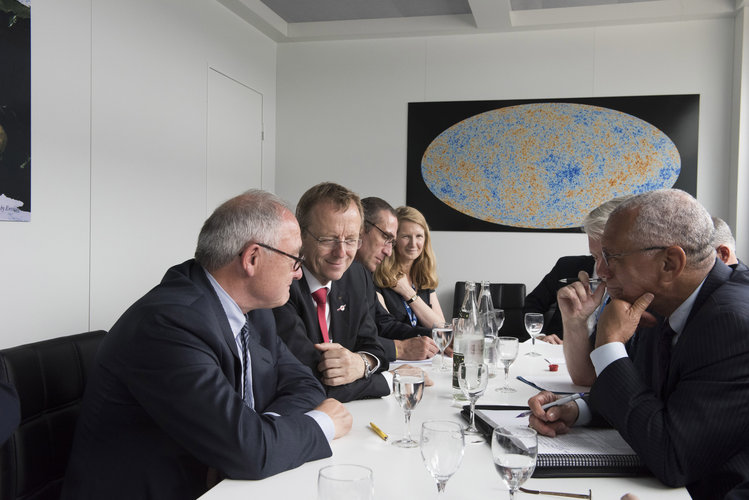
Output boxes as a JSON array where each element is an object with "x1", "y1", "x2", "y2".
[{"x1": 461, "y1": 405, "x2": 649, "y2": 478}]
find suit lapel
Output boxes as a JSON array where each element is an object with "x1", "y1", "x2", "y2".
[{"x1": 328, "y1": 280, "x2": 348, "y2": 345}]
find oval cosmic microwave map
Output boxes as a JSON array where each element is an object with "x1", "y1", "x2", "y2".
[{"x1": 420, "y1": 102, "x2": 681, "y2": 229}]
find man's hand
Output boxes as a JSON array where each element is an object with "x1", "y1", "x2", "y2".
[
  {"x1": 557, "y1": 271, "x2": 607, "y2": 327},
  {"x1": 539, "y1": 334, "x2": 562, "y2": 345},
  {"x1": 314, "y1": 398, "x2": 352, "y2": 439},
  {"x1": 594, "y1": 292, "x2": 654, "y2": 348},
  {"x1": 527, "y1": 391, "x2": 579, "y2": 438},
  {"x1": 315, "y1": 343, "x2": 366, "y2": 386},
  {"x1": 394, "y1": 336, "x2": 439, "y2": 360}
]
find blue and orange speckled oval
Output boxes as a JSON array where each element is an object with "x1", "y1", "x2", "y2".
[{"x1": 421, "y1": 103, "x2": 681, "y2": 229}]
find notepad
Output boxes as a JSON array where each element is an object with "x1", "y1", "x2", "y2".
[{"x1": 462, "y1": 406, "x2": 648, "y2": 478}]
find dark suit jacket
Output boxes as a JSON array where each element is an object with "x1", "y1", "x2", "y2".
[
  {"x1": 273, "y1": 263, "x2": 390, "y2": 402},
  {"x1": 0, "y1": 381, "x2": 19, "y2": 446},
  {"x1": 524, "y1": 255, "x2": 595, "y2": 337},
  {"x1": 589, "y1": 260, "x2": 749, "y2": 500},
  {"x1": 62, "y1": 260, "x2": 331, "y2": 500}
]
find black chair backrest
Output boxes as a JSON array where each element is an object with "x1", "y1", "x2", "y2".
[
  {"x1": 453, "y1": 282, "x2": 529, "y2": 341},
  {"x1": 0, "y1": 331, "x2": 105, "y2": 500}
]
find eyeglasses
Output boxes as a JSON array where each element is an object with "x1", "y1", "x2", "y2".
[
  {"x1": 365, "y1": 219, "x2": 395, "y2": 247},
  {"x1": 601, "y1": 246, "x2": 667, "y2": 267},
  {"x1": 255, "y1": 242, "x2": 305, "y2": 271},
  {"x1": 305, "y1": 230, "x2": 362, "y2": 250}
]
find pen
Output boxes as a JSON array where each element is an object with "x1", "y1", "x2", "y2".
[
  {"x1": 516, "y1": 392, "x2": 586, "y2": 418},
  {"x1": 558, "y1": 277, "x2": 604, "y2": 284},
  {"x1": 369, "y1": 422, "x2": 388, "y2": 441}
]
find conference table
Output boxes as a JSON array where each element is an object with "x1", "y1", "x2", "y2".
[{"x1": 199, "y1": 340, "x2": 689, "y2": 499}]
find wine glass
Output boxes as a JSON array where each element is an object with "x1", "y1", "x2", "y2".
[
  {"x1": 495, "y1": 337, "x2": 519, "y2": 393},
  {"x1": 482, "y1": 309, "x2": 505, "y2": 376},
  {"x1": 458, "y1": 362, "x2": 489, "y2": 444},
  {"x1": 431, "y1": 321, "x2": 453, "y2": 372},
  {"x1": 420, "y1": 420, "x2": 465, "y2": 497},
  {"x1": 492, "y1": 426, "x2": 538, "y2": 500},
  {"x1": 524, "y1": 312, "x2": 544, "y2": 357},
  {"x1": 391, "y1": 366, "x2": 425, "y2": 448},
  {"x1": 318, "y1": 464, "x2": 374, "y2": 500}
]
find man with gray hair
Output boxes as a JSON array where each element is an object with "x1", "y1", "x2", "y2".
[
  {"x1": 711, "y1": 216, "x2": 740, "y2": 267},
  {"x1": 527, "y1": 189, "x2": 749, "y2": 499},
  {"x1": 63, "y1": 190, "x2": 351, "y2": 500}
]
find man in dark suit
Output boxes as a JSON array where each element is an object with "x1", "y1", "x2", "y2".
[
  {"x1": 62, "y1": 190, "x2": 351, "y2": 500},
  {"x1": 524, "y1": 254, "x2": 594, "y2": 338},
  {"x1": 356, "y1": 197, "x2": 438, "y2": 361},
  {"x1": 0, "y1": 381, "x2": 19, "y2": 445},
  {"x1": 273, "y1": 183, "x2": 391, "y2": 402},
  {"x1": 528, "y1": 189, "x2": 749, "y2": 500}
]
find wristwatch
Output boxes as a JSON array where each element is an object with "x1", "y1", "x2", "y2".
[{"x1": 359, "y1": 353, "x2": 375, "y2": 379}]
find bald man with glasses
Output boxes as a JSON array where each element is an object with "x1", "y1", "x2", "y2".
[{"x1": 273, "y1": 182, "x2": 391, "y2": 402}]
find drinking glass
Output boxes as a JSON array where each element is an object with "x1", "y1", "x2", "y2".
[
  {"x1": 318, "y1": 464, "x2": 374, "y2": 500},
  {"x1": 524, "y1": 312, "x2": 544, "y2": 357},
  {"x1": 420, "y1": 420, "x2": 465, "y2": 497},
  {"x1": 482, "y1": 309, "x2": 505, "y2": 376},
  {"x1": 458, "y1": 362, "x2": 489, "y2": 444},
  {"x1": 392, "y1": 366, "x2": 425, "y2": 448},
  {"x1": 492, "y1": 427, "x2": 538, "y2": 500},
  {"x1": 495, "y1": 336, "x2": 519, "y2": 393},
  {"x1": 431, "y1": 321, "x2": 453, "y2": 372}
]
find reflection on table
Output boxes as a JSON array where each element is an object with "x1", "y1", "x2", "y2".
[{"x1": 199, "y1": 340, "x2": 688, "y2": 499}]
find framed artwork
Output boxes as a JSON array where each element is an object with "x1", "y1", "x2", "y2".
[
  {"x1": 0, "y1": 0, "x2": 31, "y2": 222},
  {"x1": 407, "y1": 95, "x2": 699, "y2": 232}
]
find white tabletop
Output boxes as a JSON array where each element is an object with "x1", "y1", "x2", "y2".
[{"x1": 199, "y1": 340, "x2": 688, "y2": 499}]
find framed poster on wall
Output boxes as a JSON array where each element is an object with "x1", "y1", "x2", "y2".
[{"x1": 407, "y1": 95, "x2": 699, "y2": 232}]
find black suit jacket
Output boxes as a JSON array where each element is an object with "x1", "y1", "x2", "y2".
[
  {"x1": 0, "y1": 381, "x2": 19, "y2": 446},
  {"x1": 589, "y1": 260, "x2": 749, "y2": 499},
  {"x1": 524, "y1": 255, "x2": 595, "y2": 337},
  {"x1": 62, "y1": 260, "x2": 331, "y2": 500},
  {"x1": 273, "y1": 263, "x2": 390, "y2": 402}
]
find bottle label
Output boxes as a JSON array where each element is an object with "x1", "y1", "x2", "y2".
[{"x1": 451, "y1": 352, "x2": 465, "y2": 389}]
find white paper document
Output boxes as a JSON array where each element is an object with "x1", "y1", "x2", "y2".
[{"x1": 478, "y1": 409, "x2": 636, "y2": 456}]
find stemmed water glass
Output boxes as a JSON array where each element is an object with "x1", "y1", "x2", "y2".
[
  {"x1": 492, "y1": 426, "x2": 538, "y2": 500},
  {"x1": 420, "y1": 420, "x2": 465, "y2": 498},
  {"x1": 431, "y1": 321, "x2": 453, "y2": 372},
  {"x1": 391, "y1": 366, "x2": 425, "y2": 448},
  {"x1": 524, "y1": 312, "x2": 544, "y2": 357},
  {"x1": 495, "y1": 336, "x2": 519, "y2": 393},
  {"x1": 317, "y1": 464, "x2": 374, "y2": 500},
  {"x1": 458, "y1": 362, "x2": 489, "y2": 444}
]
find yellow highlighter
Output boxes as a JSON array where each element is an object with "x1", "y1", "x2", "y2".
[{"x1": 369, "y1": 422, "x2": 388, "y2": 441}]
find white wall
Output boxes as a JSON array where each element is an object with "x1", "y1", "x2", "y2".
[
  {"x1": 276, "y1": 18, "x2": 736, "y2": 314},
  {"x1": 0, "y1": 0, "x2": 277, "y2": 348}
]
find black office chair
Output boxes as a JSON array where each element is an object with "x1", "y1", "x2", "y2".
[
  {"x1": 453, "y1": 282, "x2": 529, "y2": 341},
  {"x1": 0, "y1": 331, "x2": 105, "y2": 500}
]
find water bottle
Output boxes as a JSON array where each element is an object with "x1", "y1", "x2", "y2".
[
  {"x1": 477, "y1": 281, "x2": 497, "y2": 370},
  {"x1": 453, "y1": 282, "x2": 478, "y2": 390}
]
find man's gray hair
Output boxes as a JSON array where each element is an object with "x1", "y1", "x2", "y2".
[
  {"x1": 195, "y1": 189, "x2": 289, "y2": 272},
  {"x1": 711, "y1": 216, "x2": 736, "y2": 251},
  {"x1": 612, "y1": 189, "x2": 715, "y2": 267},
  {"x1": 582, "y1": 195, "x2": 635, "y2": 239}
]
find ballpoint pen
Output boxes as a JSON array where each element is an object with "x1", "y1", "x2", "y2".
[
  {"x1": 369, "y1": 422, "x2": 388, "y2": 441},
  {"x1": 558, "y1": 277, "x2": 604, "y2": 285},
  {"x1": 516, "y1": 392, "x2": 586, "y2": 418}
]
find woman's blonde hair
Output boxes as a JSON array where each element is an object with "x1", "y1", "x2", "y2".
[{"x1": 374, "y1": 206, "x2": 439, "y2": 290}]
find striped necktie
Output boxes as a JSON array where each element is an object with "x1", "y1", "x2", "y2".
[{"x1": 239, "y1": 316, "x2": 253, "y2": 408}]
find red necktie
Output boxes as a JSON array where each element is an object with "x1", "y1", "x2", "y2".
[{"x1": 311, "y1": 288, "x2": 330, "y2": 343}]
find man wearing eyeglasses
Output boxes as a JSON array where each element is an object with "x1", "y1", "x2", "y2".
[
  {"x1": 527, "y1": 189, "x2": 749, "y2": 499},
  {"x1": 273, "y1": 182, "x2": 391, "y2": 402},
  {"x1": 356, "y1": 196, "x2": 439, "y2": 361},
  {"x1": 62, "y1": 190, "x2": 351, "y2": 500}
]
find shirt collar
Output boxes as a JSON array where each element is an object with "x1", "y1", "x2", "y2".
[
  {"x1": 302, "y1": 265, "x2": 331, "y2": 295},
  {"x1": 668, "y1": 277, "x2": 706, "y2": 335},
  {"x1": 203, "y1": 267, "x2": 246, "y2": 338}
]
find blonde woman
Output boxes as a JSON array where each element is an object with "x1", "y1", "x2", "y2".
[{"x1": 374, "y1": 206, "x2": 445, "y2": 328}]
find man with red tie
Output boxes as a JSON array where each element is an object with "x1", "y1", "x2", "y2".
[{"x1": 273, "y1": 182, "x2": 391, "y2": 402}]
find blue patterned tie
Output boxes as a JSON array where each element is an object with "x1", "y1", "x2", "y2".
[{"x1": 239, "y1": 316, "x2": 252, "y2": 407}]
